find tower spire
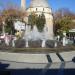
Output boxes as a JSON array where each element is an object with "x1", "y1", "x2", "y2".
[{"x1": 21, "y1": 0, "x2": 26, "y2": 11}]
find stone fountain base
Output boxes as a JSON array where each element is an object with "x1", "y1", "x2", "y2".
[{"x1": 15, "y1": 39, "x2": 55, "y2": 48}]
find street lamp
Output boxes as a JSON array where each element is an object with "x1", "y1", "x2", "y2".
[
  {"x1": 2, "y1": 21, "x2": 5, "y2": 35},
  {"x1": 63, "y1": 31, "x2": 66, "y2": 46}
]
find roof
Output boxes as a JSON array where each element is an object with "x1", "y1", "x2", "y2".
[{"x1": 30, "y1": 0, "x2": 50, "y2": 8}]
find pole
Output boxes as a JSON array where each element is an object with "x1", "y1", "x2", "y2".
[{"x1": 2, "y1": 21, "x2": 5, "y2": 35}]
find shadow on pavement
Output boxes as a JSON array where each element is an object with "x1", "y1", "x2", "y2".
[
  {"x1": 0, "y1": 62, "x2": 9, "y2": 70},
  {"x1": 0, "y1": 62, "x2": 10, "y2": 75},
  {"x1": 0, "y1": 62, "x2": 75, "y2": 75},
  {"x1": 10, "y1": 68, "x2": 75, "y2": 75},
  {"x1": 72, "y1": 57, "x2": 75, "y2": 63}
]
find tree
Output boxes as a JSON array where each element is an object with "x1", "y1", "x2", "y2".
[
  {"x1": 0, "y1": 24, "x2": 2, "y2": 34},
  {"x1": 54, "y1": 8, "x2": 75, "y2": 35},
  {"x1": 36, "y1": 13, "x2": 46, "y2": 32},
  {"x1": 5, "y1": 17, "x2": 15, "y2": 34},
  {"x1": 0, "y1": 15, "x2": 3, "y2": 33},
  {"x1": 1, "y1": 7, "x2": 26, "y2": 35},
  {"x1": 28, "y1": 13, "x2": 46, "y2": 32},
  {"x1": 54, "y1": 16, "x2": 72, "y2": 35},
  {"x1": 28, "y1": 12, "x2": 37, "y2": 29},
  {"x1": 54, "y1": 8, "x2": 75, "y2": 20}
]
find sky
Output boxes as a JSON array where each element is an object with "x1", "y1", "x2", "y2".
[{"x1": 0, "y1": 0, "x2": 75, "y2": 13}]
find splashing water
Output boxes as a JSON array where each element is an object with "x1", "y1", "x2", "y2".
[{"x1": 23, "y1": 25, "x2": 46, "y2": 41}]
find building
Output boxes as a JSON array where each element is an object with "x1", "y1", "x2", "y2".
[{"x1": 21, "y1": 0, "x2": 54, "y2": 40}]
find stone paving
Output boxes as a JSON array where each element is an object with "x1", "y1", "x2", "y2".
[
  {"x1": 49, "y1": 53, "x2": 61, "y2": 62},
  {"x1": 0, "y1": 51, "x2": 75, "y2": 63},
  {"x1": 60, "y1": 51, "x2": 75, "y2": 62}
]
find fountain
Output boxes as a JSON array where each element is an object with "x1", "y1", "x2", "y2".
[
  {"x1": 23, "y1": 25, "x2": 47, "y2": 48},
  {"x1": 20, "y1": 0, "x2": 54, "y2": 48},
  {"x1": 25, "y1": 40, "x2": 29, "y2": 47},
  {"x1": 42, "y1": 40, "x2": 46, "y2": 48},
  {"x1": 13, "y1": 20, "x2": 55, "y2": 48}
]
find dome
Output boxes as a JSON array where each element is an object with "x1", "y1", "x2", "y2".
[{"x1": 30, "y1": 0, "x2": 50, "y2": 8}]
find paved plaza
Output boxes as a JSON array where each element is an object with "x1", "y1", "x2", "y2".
[
  {"x1": 0, "y1": 51, "x2": 75, "y2": 75},
  {"x1": 0, "y1": 51, "x2": 75, "y2": 64}
]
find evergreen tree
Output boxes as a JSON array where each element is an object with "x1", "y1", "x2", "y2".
[
  {"x1": 28, "y1": 12, "x2": 37, "y2": 29},
  {"x1": 36, "y1": 13, "x2": 46, "y2": 32},
  {"x1": 5, "y1": 17, "x2": 15, "y2": 35}
]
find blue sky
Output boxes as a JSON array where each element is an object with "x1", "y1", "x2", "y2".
[{"x1": 0, "y1": 0, "x2": 75, "y2": 13}]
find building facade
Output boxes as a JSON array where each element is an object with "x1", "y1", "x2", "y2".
[{"x1": 21, "y1": 0, "x2": 54, "y2": 40}]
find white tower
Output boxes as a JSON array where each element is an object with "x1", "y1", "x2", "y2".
[{"x1": 21, "y1": 0, "x2": 26, "y2": 10}]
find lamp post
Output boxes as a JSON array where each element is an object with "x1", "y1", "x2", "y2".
[
  {"x1": 63, "y1": 31, "x2": 66, "y2": 46},
  {"x1": 2, "y1": 21, "x2": 5, "y2": 36}
]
